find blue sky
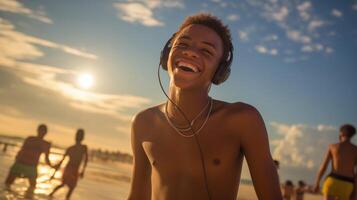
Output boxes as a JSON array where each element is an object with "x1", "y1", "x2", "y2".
[{"x1": 0, "y1": 0, "x2": 356, "y2": 184}]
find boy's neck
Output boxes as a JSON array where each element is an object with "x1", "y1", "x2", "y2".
[
  {"x1": 340, "y1": 137, "x2": 350, "y2": 143},
  {"x1": 167, "y1": 84, "x2": 211, "y2": 124}
]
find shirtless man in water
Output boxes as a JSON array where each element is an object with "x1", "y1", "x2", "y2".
[
  {"x1": 128, "y1": 13, "x2": 282, "y2": 200},
  {"x1": 314, "y1": 124, "x2": 357, "y2": 200},
  {"x1": 5, "y1": 124, "x2": 53, "y2": 194},
  {"x1": 49, "y1": 129, "x2": 88, "y2": 200}
]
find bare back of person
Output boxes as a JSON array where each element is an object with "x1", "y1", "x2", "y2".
[
  {"x1": 329, "y1": 142, "x2": 357, "y2": 178},
  {"x1": 133, "y1": 100, "x2": 277, "y2": 199}
]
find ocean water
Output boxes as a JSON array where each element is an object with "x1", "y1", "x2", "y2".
[{"x1": 0, "y1": 143, "x2": 131, "y2": 200}]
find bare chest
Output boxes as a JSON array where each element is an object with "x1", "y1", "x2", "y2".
[{"x1": 142, "y1": 119, "x2": 243, "y2": 177}]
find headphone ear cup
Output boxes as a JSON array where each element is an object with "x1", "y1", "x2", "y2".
[
  {"x1": 160, "y1": 36, "x2": 175, "y2": 71},
  {"x1": 212, "y1": 62, "x2": 229, "y2": 85},
  {"x1": 160, "y1": 47, "x2": 170, "y2": 71},
  {"x1": 212, "y1": 48, "x2": 233, "y2": 85}
]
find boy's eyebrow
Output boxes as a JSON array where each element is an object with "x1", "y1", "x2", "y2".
[
  {"x1": 202, "y1": 41, "x2": 216, "y2": 50},
  {"x1": 177, "y1": 35, "x2": 217, "y2": 50}
]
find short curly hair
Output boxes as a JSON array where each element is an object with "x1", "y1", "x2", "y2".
[
  {"x1": 173, "y1": 13, "x2": 233, "y2": 63},
  {"x1": 340, "y1": 124, "x2": 356, "y2": 138}
]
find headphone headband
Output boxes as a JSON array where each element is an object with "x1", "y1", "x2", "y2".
[{"x1": 160, "y1": 35, "x2": 233, "y2": 85}]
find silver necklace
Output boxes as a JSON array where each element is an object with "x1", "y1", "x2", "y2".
[
  {"x1": 165, "y1": 98, "x2": 211, "y2": 131},
  {"x1": 164, "y1": 98, "x2": 213, "y2": 138}
]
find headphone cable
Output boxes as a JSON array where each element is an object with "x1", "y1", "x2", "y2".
[{"x1": 157, "y1": 63, "x2": 212, "y2": 200}]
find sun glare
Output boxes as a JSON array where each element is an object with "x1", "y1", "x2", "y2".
[{"x1": 77, "y1": 73, "x2": 94, "y2": 89}]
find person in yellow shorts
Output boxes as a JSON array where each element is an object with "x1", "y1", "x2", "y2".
[
  {"x1": 314, "y1": 124, "x2": 357, "y2": 200},
  {"x1": 322, "y1": 173, "x2": 354, "y2": 200}
]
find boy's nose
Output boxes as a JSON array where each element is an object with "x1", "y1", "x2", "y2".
[{"x1": 182, "y1": 48, "x2": 199, "y2": 59}]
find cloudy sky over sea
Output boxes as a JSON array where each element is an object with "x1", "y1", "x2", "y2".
[{"x1": 1, "y1": 0, "x2": 356, "y2": 183}]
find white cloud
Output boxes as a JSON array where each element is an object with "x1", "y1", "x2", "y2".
[
  {"x1": 0, "y1": 18, "x2": 150, "y2": 121},
  {"x1": 325, "y1": 47, "x2": 334, "y2": 54},
  {"x1": 255, "y1": 45, "x2": 278, "y2": 56},
  {"x1": 227, "y1": 14, "x2": 240, "y2": 21},
  {"x1": 113, "y1": 0, "x2": 184, "y2": 26},
  {"x1": 286, "y1": 30, "x2": 311, "y2": 44},
  {"x1": 0, "y1": 18, "x2": 97, "y2": 61},
  {"x1": 297, "y1": 1, "x2": 312, "y2": 21},
  {"x1": 272, "y1": 6, "x2": 289, "y2": 22},
  {"x1": 0, "y1": 0, "x2": 52, "y2": 24},
  {"x1": 270, "y1": 48, "x2": 278, "y2": 55},
  {"x1": 308, "y1": 20, "x2": 325, "y2": 32},
  {"x1": 331, "y1": 9, "x2": 343, "y2": 18},
  {"x1": 238, "y1": 30, "x2": 249, "y2": 42},
  {"x1": 271, "y1": 122, "x2": 337, "y2": 169},
  {"x1": 353, "y1": 4, "x2": 357, "y2": 11},
  {"x1": 317, "y1": 124, "x2": 337, "y2": 132},
  {"x1": 113, "y1": 2, "x2": 164, "y2": 26},
  {"x1": 256, "y1": 45, "x2": 267, "y2": 54},
  {"x1": 301, "y1": 44, "x2": 324, "y2": 53},
  {"x1": 263, "y1": 34, "x2": 278, "y2": 42}
]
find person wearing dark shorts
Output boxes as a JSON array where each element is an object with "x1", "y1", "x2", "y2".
[{"x1": 5, "y1": 124, "x2": 53, "y2": 195}]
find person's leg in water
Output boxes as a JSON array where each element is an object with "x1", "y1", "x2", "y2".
[
  {"x1": 66, "y1": 186, "x2": 75, "y2": 200},
  {"x1": 4, "y1": 173, "x2": 16, "y2": 189},
  {"x1": 49, "y1": 183, "x2": 65, "y2": 196},
  {"x1": 24, "y1": 176, "x2": 37, "y2": 198}
]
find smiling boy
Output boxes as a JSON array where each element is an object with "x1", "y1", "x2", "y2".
[{"x1": 128, "y1": 13, "x2": 282, "y2": 200}]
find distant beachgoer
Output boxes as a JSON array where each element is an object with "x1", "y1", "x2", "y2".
[
  {"x1": 295, "y1": 180, "x2": 307, "y2": 200},
  {"x1": 3, "y1": 142, "x2": 8, "y2": 152},
  {"x1": 49, "y1": 129, "x2": 88, "y2": 200},
  {"x1": 274, "y1": 159, "x2": 280, "y2": 169},
  {"x1": 4, "y1": 124, "x2": 54, "y2": 194},
  {"x1": 283, "y1": 180, "x2": 294, "y2": 200},
  {"x1": 314, "y1": 124, "x2": 357, "y2": 200},
  {"x1": 128, "y1": 13, "x2": 282, "y2": 200}
]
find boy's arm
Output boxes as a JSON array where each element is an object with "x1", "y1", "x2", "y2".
[
  {"x1": 80, "y1": 146, "x2": 88, "y2": 178},
  {"x1": 54, "y1": 149, "x2": 69, "y2": 169},
  {"x1": 127, "y1": 113, "x2": 151, "y2": 200},
  {"x1": 44, "y1": 142, "x2": 53, "y2": 167},
  {"x1": 239, "y1": 106, "x2": 282, "y2": 200},
  {"x1": 313, "y1": 146, "x2": 331, "y2": 193}
]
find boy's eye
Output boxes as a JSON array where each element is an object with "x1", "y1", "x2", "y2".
[
  {"x1": 175, "y1": 42, "x2": 188, "y2": 47},
  {"x1": 201, "y1": 49, "x2": 213, "y2": 56}
]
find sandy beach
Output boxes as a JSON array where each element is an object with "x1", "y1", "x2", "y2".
[{"x1": 0, "y1": 142, "x2": 322, "y2": 200}]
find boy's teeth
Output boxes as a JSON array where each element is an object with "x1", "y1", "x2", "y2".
[{"x1": 177, "y1": 61, "x2": 199, "y2": 72}]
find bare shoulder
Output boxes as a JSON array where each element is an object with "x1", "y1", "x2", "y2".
[
  {"x1": 131, "y1": 104, "x2": 164, "y2": 139},
  {"x1": 216, "y1": 100, "x2": 262, "y2": 123},
  {"x1": 351, "y1": 142, "x2": 357, "y2": 152},
  {"x1": 81, "y1": 144, "x2": 88, "y2": 151},
  {"x1": 132, "y1": 104, "x2": 163, "y2": 127}
]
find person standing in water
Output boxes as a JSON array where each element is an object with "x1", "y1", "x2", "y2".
[
  {"x1": 4, "y1": 124, "x2": 54, "y2": 195},
  {"x1": 49, "y1": 129, "x2": 88, "y2": 200},
  {"x1": 314, "y1": 124, "x2": 357, "y2": 200}
]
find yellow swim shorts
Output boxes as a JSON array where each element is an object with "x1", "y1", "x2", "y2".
[{"x1": 322, "y1": 175, "x2": 354, "y2": 200}]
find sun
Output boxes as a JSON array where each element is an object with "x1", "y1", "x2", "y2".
[{"x1": 77, "y1": 73, "x2": 94, "y2": 89}]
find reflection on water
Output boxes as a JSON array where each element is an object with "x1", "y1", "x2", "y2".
[{"x1": 0, "y1": 145, "x2": 132, "y2": 200}]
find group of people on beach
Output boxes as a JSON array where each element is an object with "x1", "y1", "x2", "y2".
[
  {"x1": 3, "y1": 12, "x2": 356, "y2": 200},
  {"x1": 281, "y1": 179, "x2": 311, "y2": 200},
  {"x1": 276, "y1": 124, "x2": 357, "y2": 200},
  {"x1": 4, "y1": 124, "x2": 88, "y2": 200}
]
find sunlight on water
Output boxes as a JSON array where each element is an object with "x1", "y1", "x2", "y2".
[{"x1": 1, "y1": 146, "x2": 132, "y2": 200}]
